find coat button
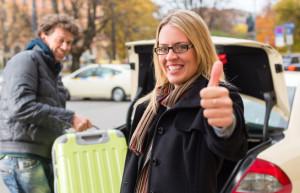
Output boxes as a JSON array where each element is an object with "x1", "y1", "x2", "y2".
[
  {"x1": 151, "y1": 159, "x2": 160, "y2": 166},
  {"x1": 157, "y1": 127, "x2": 164, "y2": 135}
]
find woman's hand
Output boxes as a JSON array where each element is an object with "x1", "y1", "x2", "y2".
[{"x1": 200, "y1": 61, "x2": 234, "y2": 129}]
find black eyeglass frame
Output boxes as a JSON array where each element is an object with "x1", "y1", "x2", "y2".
[{"x1": 154, "y1": 43, "x2": 194, "y2": 55}]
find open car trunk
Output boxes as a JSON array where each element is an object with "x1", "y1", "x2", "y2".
[{"x1": 125, "y1": 37, "x2": 289, "y2": 192}]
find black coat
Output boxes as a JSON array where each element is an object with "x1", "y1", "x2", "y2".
[{"x1": 120, "y1": 76, "x2": 247, "y2": 193}]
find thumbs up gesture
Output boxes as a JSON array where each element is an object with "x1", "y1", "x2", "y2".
[{"x1": 200, "y1": 61, "x2": 233, "y2": 128}]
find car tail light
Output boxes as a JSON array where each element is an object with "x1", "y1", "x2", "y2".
[
  {"x1": 218, "y1": 53, "x2": 228, "y2": 64},
  {"x1": 286, "y1": 65, "x2": 298, "y2": 71},
  {"x1": 232, "y1": 158, "x2": 292, "y2": 193}
]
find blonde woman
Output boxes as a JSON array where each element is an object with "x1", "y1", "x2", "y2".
[{"x1": 120, "y1": 9, "x2": 247, "y2": 193}]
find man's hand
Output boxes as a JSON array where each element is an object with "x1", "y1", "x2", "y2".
[
  {"x1": 200, "y1": 61, "x2": 233, "y2": 128},
  {"x1": 72, "y1": 114, "x2": 92, "y2": 132}
]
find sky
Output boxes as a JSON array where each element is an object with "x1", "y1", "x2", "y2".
[
  {"x1": 154, "y1": 0, "x2": 278, "y2": 14},
  {"x1": 223, "y1": 0, "x2": 277, "y2": 13}
]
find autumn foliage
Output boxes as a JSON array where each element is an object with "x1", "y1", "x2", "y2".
[{"x1": 255, "y1": 7, "x2": 276, "y2": 47}]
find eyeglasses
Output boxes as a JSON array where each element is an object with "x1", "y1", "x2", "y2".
[{"x1": 154, "y1": 43, "x2": 194, "y2": 55}]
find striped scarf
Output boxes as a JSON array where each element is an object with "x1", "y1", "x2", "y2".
[{"x1": 130, "y1": 75, "x2": 199, "y2": 193}]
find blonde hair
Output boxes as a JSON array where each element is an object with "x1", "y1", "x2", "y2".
[{"x1": 137, "y1": 9, "x2": 218, "y2": 110}]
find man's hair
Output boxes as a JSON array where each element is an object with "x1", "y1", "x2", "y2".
[{"x1": 37, "y1": 14, "x2": 79, "y2": 37}]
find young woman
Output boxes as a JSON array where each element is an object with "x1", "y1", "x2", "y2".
[{"x1": 120, "y1": 9, "x2": 247, "y2": 193}]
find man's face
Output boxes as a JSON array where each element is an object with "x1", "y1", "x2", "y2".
[{"x1": 40, "y1": 27, "x2": 74, "y2": 62}]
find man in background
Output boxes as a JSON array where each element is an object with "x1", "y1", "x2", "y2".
[{"x1": 0, "y1": 14, "x2": 92, "y2": 193}]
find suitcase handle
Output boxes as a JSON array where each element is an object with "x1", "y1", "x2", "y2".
[
  {"x1": 66, "y1": 124, "x2": 100, "y2": 133},
  {"x1": 91, "y1": 124, "x2": 100, "y2": 130},
  {"x1": 76, "y1": 130, "x2": 109, "y2": 145}
]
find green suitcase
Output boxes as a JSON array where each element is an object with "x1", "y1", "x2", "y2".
[{"x1": 52, "y1": 129, "x2": 127, "y2": 193}]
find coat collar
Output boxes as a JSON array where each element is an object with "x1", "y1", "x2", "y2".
[
  {"x1": 26, "y1": 38, "x2": 62, "y2": 76},
  {"x1": 172, "y1": 75, "x2": 209, "y2": 109}
]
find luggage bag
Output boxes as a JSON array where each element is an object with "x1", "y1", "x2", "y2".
[{"x1": 52, "y1": 129, "x2": 127, "y2": 193}]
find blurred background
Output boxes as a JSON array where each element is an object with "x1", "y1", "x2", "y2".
[{"x1": 0, "y1": 0, "x2": 298, "y2": 72}]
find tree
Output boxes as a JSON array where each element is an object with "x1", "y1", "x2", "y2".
[
  {"x1": 154, "y1": 0, "x2": 233, "y2": 33},
  {"x1": 103, "y1": 0, "x2": 159, "y2": 60},
  {"x1": 108, "y1": 1, "x2": 117, "y2": 60},
  {"x1": 0, "y1": 0, "x2": 8, "y2": 66},
  {"x1": 274, "y1": 0, "x2": 300, "y2": 52},
  {"x1": 256, "y1": 4, "x2": 276, "y2": 46},
  {"x1": 0, "y1": 0, "x2": 34, "y2": 66},
  {"x1": 51, "y1": 0, "x2": 59, "y2": 14},
  {"x1": 201, "y1": 0, "x2": 231, "y2": 30},
  {"x1": 31, "y1": 0, "x2": 38, "y2": 33},
  {"x1": 52, "y1": 0, "x2": 158, "y2": 70},
  {"x1": 0, "y1": 0, "x2": 159, "y2": 70},
  {"x1": 57, "y1": 0, "x2": 110, "y2": 71}
]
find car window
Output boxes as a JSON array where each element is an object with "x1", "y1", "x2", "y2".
[
  {"x1": 75, "y1": 68, "x2": 96, "y2": 78},
  {"x1": 283, "y1": 55, "x2": 300, "y2": 65},
  {"x1": 95, "y1": 67, "x2": 118, "y2": 78},
  {"x1": 243, "y1": 99, "x2": 287, "y2": 130},
  {"x1": 291, "y1": 57, "x2": 299, "y2": 63},
  {"x1": 243, "y1": 86, "x2": 295, "y2": 132},
  {"x1": 287, "y1": 86, "x2": 296, "y2": 108},
  {"x1": 283, "y1": 57, "x2": 291, "y2": 64}
]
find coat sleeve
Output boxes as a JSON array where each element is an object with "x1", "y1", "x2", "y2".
[
  {"x1": 4, "y1": 51, "x2": 74, "y2": 130},
  {"x1": 57, "y1": 75, "x2": 70, "y2": 106},
  {"x1": 202, "y1": 86, "x2": 248, "y2": 161}
]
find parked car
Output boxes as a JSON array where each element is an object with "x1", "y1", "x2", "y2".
[
  {"x1": 224, "y1": 72, "x2": 299, "y2": 193},
  {"x1": 123, "y1": 37, "x2": 300, "y2": 193},
  {"x1": 283, "y1": 53, "x2": 300, "y2": 71},
  {"x1": 62, "y1": 64, "x2": 131, "y2": 101}
]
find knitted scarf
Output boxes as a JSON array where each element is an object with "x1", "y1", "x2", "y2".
[
  {"x1": 25, "y1": 38, "x2": 53, "y2": 57},
  {"x1": 129, "y1": 74, "x2": 200, "y2": 155}
]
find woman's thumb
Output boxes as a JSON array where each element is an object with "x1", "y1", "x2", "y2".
[{"x1": 208, "y1": 60, "x2": 223, "y2": 87}]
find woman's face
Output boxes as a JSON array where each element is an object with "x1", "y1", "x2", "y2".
[{"x1": 158, "y1": 24, "x2": 198, "y2": 87}]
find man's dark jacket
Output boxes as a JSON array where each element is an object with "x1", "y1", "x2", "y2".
[
  {"x1": 120, "y1": 76, "x2": 248, "y2": 193},
  {"x1": 0, "y1": 40, "x2": 74, "y2": 158}
]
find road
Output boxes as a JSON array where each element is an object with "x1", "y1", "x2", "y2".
[{"x1": 0, "y1": 100, "x2": 131, "y2": 192}]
